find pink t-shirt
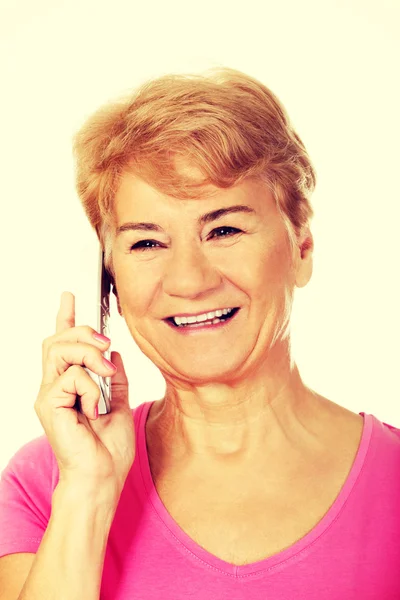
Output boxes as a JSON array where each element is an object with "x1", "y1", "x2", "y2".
[{"x1": 1, "y1": 401, "x2": 400, "y2": 598}]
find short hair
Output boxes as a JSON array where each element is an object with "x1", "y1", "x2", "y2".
[{"x1": 72, "y1": 66, "x2": 316, "y2": 281}]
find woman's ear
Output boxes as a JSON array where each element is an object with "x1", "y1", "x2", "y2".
[
  {"x1": 300, "y1": 233, "x2": 313, "y2": 259},
  {"x1": 112, "y1": 283, "x2": 123, "y2": 316},
  {"x1": 295, "y1": 228, "x2": 314, "y2": 288}
]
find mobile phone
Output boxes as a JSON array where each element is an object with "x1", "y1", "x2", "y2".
[{"x1": 82, "y1": 248, "x2": 112, "y2": 415}]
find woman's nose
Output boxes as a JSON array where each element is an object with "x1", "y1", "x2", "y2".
[{"x1": 162, "y1": 245, "x2": 222, "y2": 298}]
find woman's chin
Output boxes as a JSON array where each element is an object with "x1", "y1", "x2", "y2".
[{"x1": 162, "y1": 353, "x2": 248, "y2": 384}]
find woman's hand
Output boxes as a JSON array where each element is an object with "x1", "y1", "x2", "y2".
[{"x1": 35, "y1": 291, "x2": 135, "y2": 500}]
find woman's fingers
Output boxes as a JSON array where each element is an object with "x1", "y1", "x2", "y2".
[
  {"x1": 36, "y1": 364, "x2": 101, "y2": 420},
  {"x1": 41, "y1": 341, "x2": 117, "y2": 386},
  {"x1": 56, "y1": 291, "x2": 75, "y2": 334},
  {"x1": 108, "y1": 351, "x2": 129, "y2": 411},
  {"x1": 34, "y1": 290, "x2": 135, "y2": 489}
]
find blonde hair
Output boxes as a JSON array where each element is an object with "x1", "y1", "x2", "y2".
[{"x1": 72, "y1": 67, "x2": 316, "y2": 281}]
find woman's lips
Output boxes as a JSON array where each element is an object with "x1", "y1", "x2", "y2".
[{"x1": 164, "y1": 307, "x2": 240, "y2": 333}]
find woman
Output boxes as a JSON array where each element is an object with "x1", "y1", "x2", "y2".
[{"x1": 0, "y1": 67, "x2": 399, "y2": 599}]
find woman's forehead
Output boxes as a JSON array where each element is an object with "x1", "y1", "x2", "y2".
[{"x1": 113, "y1": 171, "x2": 276, "y2": 223}]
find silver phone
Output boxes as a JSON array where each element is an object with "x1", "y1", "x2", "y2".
[{"x1": 82, "y1": 248, "x2": 112, "y2": 415}]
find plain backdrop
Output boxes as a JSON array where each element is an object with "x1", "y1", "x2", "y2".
[{"x1": 1, "y1": 0, "x2": 399, "y2": 471}]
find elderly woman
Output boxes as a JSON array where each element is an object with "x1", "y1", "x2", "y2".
[{"x1": 0, "y1": 67, "x2": 399, "y2": 600}]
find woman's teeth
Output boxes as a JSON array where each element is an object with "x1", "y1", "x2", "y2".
[{"x1": 173, "y1": 307, "x2": 235, "y2": 327}]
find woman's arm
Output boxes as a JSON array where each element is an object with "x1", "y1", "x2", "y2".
[{"x1": 16, "y1": 482, "x2": 117, "y2": 600}]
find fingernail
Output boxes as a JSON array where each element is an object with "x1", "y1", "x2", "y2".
[
  {"x1": 103, "y1": 357, "x2": 117, "y2": 370},
  {"x1": 93, "y1": 332, "x2": 111, "y2": 344}
]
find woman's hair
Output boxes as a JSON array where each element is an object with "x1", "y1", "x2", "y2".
[{"x1": 72, "y1": 66, "x2": 316, "y2": 281}]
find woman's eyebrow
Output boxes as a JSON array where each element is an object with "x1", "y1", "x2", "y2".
[{"x1": 116, "y1": 204, "x2": 256, "y2": 236}]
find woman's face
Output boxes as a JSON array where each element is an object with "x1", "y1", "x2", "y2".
[{"x1": 111, "y1": 172, "x2": 312, "y2": 383}]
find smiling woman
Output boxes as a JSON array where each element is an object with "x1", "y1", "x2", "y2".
[{"x1": 0, "y1": 67, "x2": 399, "y2": 600}]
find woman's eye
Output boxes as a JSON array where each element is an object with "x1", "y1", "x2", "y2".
[
  {"x1": 130, "y1": 240, "x2": 161, "y2": 252},
  {"x1": 208, "y1": 226, "x2": 242, "y2": 239},
  {"x1": 130, "y1": 227, "x2": 241, "y2": 252}
]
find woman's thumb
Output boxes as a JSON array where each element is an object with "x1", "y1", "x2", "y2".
[{"x1": 109, "y1": 351, "x2": 129, "y2": 407}]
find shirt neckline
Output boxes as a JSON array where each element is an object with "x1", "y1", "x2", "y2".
[{"x1": 137, "y1": 400, "x2": 373, "y2": 577}]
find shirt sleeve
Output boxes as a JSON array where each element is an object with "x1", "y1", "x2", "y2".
[{"x1": 0, "y1": 436, "x2": 59, "y2": 558}]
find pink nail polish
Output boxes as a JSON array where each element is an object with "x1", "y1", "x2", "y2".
[
  {"x1": 93, "y1": 332, "x2": 110, "y2": 343},
  {"x1": 103, "y1": 357, "x2": 117, "y2": 370}
]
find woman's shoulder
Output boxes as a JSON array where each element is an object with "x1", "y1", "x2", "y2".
[
  {"x1": 3, "y1": 435, "x2": 55, "y2": 474},
  {"x1": 1, "y1": 435, "x2": 58, "y2": 496},
  {"x1": 366, "y1": 411, "x2": 400, "y2": 448}
]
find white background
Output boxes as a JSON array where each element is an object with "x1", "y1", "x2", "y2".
[{"x1": 1, "y1": 0, "x2": 399, "y2": 470}]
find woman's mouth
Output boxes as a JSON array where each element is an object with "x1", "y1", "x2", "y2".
[{"x1": 164, "y1": 307, "x2": 241, "y2": 333}]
